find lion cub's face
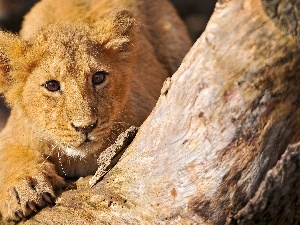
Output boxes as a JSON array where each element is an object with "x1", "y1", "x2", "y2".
[{"x1": 0, "y1": 12, "x2": 136, "y2": 157}]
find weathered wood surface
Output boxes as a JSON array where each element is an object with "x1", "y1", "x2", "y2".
[
  {"x1": 234, "y1": 143, "x2": 300, "y2": 225},
  {"x1": 19, "y1": 0, "x2": 300, "y2": 224}
]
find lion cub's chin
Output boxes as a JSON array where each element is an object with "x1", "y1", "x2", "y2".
[
  {"x1": 62, "y1": 142, "x2": 99, "y2": 159},
  {"x1": 64, "y1": 147, "x2": 88, "y2": 158}
]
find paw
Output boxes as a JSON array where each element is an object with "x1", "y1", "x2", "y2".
[{"x1": 0, "y1": 172, "x2": 65, "y2": 222}]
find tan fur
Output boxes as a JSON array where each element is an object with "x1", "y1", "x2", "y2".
[{"x1": 0, "y1": 0, "x2": 191, "y2": 222}]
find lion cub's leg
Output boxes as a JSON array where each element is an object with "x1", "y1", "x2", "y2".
[{"x1": 0, "y1": 145, "x2": 65, "y2": 222}]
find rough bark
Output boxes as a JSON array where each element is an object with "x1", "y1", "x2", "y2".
[
  {"x1": 234, "y1": 143, "x2": 300, "y2": 225},
  {"x1": 12, "y1": 0, "x2": 300, "y2": 224}
]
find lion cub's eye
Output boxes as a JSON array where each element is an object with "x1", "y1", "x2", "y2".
[
  {"x1": 45, "y1": 80, "x2": 60, "y2": 92},
  {"x1": 92, "y1": 71, "x2": 107, "y2": 85}
]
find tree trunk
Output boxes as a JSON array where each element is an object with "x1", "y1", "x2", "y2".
[{"x1": 20, "y1": 0, "x2": 300, "y2": 224}]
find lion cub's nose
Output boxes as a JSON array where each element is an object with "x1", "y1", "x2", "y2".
[{"x1": 72, "y1": 120, "x2": 98, "y2": 134}]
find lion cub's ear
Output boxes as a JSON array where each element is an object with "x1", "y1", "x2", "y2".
[
  {"x1": 0, "y1": 32, "x2": 26, "y2": 94},
  {"x1": 94, "y1": 10, "x2": 137, "y2": 56}
]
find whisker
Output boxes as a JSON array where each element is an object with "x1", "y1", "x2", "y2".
[{"x1": 58, "y1": 149, "x2": 67, "y2": 177}]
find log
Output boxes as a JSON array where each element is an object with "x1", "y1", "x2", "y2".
[
  {"x1": 17, "y1": 0, "x2": 300, "y2": 224},
  {"x1": 234, "y1": 143, "x2": 300, "y2": 225}
]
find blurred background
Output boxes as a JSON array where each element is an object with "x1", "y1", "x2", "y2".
[{"x1": 0, "y1": 0, "x2": 217, "y2": 130}]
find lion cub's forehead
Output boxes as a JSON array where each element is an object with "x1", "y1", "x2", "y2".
[
  {"x1": 32, "y1": 54, "x2": 90, "y2": 82},
  {"x1": 29, "y1": 24, "x2": 107, "y2": 80}
]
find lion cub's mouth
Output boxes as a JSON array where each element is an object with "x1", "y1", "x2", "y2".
[
  {"x1": 58, "y1": 133, "x2": 98, "y2": 158},
  {"x1": 82, "y1": 134, "x2": 95, "y2": 144}
]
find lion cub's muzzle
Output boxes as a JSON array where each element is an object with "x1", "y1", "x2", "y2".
[{"x1": 71, "y1": 119, "x2": 98, "y2": 135}]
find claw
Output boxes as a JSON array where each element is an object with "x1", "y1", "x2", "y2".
[
  {"x1": 42, "y1": 192, "x2": 54, "y2": 205},
  {"x1": 15, "y1": 210, "x2": 24, "y2": 219},
  {"x1": 28, "y1": 201, "x2": 39, "y2": 213}
]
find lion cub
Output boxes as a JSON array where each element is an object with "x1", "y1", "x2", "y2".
[{"x1": 0, "y1": 0, "x2": 191, "y2": 222}]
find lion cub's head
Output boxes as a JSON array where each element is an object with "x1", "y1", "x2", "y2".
[{"x1": 0, "y1": 11, "x2": 138, "y2": 157}]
